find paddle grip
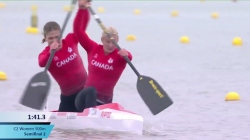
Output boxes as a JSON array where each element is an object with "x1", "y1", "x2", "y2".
[
  {"x1": 44, "y1": 0, "x2": 78, "y2": 72},
  {"x1": 88, "y1": 7, "x2": 141, "y2": 77}
]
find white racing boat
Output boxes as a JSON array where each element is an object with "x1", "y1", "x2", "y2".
[{"x1": 47, "y1": 103, "x2": 144, "y2": 135}]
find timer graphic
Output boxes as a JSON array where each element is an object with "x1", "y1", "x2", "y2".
[
  {"x1": 0, "y1": 112, "x2": 54, "y2": 139},
  {"x1": 28, "y1": 114, "x2": 46, "y2": 120}
]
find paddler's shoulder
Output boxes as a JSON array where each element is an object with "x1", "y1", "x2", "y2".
[
  {"x1": 39, "y1": 45, "x2": 50, "y2": 54},
  {"x1": 78, "y1": 8, "x2": 89, "y2": 14},
  {"x1": 94, "y1": 44, "x2": 104, "y2": 51},
  {"x1": 97, "y1": 44, "x2": 104, "y2": 48},
  {"x1": 43, "y1": 45, "x2": 50, "y2": 51},
  {"x1": 62, "y1": 32, "x2": 78, "y2": 45}
]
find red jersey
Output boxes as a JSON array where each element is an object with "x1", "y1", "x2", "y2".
[
  {"x1": 73, "y1": 9, "x2": 132, "y2": 103},
  {"x1": 38, "y1": 33, "x2": 87, "y2": 96}
]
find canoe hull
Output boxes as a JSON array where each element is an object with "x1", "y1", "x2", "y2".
[{"x1": 49, "y1": 103, "x2": 144, "y2": 135}]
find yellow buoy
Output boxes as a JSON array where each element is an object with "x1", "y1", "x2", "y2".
[
  {"x1": 63, "y1": 6, "x2": 70, "y2": 12},
  {"x1": 134, "y1": 9, "x2": 141, "y2": 15},
  {"x1": 232, "y1": 37, "x2": 242, "y2": 46},
  {"x1": 211, "y1": 12, "x2": 219, "y2": 19},
  {"x1": 0, "y1": 2, "x2": 6, "y2": 8},
  {"x1": 225, "y1": 92, "x2": 240, "y2": 101},
  {"x1": 26, "y1": 5, "x2": 39, "y2": 34},
  {"x1": 171, "y1": 10, "x2": 179, "y2": 17},
  {"x1": 26, "y1": 27, "x2": 39, "y2": 34},
  {"x1": 126, "y1": 34, "x2": 136, "y2": 41},
  {"x1": 31, "y1": 5, "x2": 37, "y2": 11},
  {"x1": 97, "y1": 7, "x2": 105, "y2": 13},
  {"x1": 63, "y1": 5, "x2": 74, "y2": 12},
  {"x1": 0, "y1": 71, "x2": 7, "y2": 80},
  {"x1": 180, "y1": 36, "x2": 189, "y2": 44}
]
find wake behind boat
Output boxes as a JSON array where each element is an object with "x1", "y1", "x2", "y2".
[{"x1": 48, "y1": 103, "x2": 144, "y2": 135}]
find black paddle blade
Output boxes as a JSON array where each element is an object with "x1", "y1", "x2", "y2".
[
  {"x1": 136, "y1": 75, "x2": 173, "y2": 115},
  {"x1": 20, "y1": 71, "x2": 51, "y2": 110}
]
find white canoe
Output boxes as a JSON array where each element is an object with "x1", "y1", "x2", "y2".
[{"x1": 48, "y1": 103, "x2": 144, "y2": 135}]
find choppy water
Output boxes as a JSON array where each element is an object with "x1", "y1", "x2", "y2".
[{"x1": 1, "y1": 1, "x2": 250, "y2": 140}]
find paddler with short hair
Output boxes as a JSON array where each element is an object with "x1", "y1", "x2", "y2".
[
  {"x1": 74, "y1": 0, "x2": 133, "y2": 111},
  {"x1": 38, "y1": 10, "x2": 97, "y2": 112}
]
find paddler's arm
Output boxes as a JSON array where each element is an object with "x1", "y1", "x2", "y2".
[
  {"x1": 73, "y1": 0, "x2": 97, "y2": 54},
  {"x1": 38, "y1": 47, "x2": 50, "y2": 67}
]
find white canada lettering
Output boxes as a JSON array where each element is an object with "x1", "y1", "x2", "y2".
[
  {"x1": 56, "y1": 53, "x2": 77, "y2": 67},
  {"x1": 91, "y1": 60, "x2": 113, "y2": 70}
]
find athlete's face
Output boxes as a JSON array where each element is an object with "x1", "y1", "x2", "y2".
[
  {"x1": 45, "y1": 30, "x2": 61, "y2": 46},
  {"x1": 101, "y1": 35, "x2": 118, "y2": 54}
]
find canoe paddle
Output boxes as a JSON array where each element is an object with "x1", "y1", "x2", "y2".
[
  {"x1": 19, "y1": 0, "x2": 78, "y2": 110},
  {"x1": 88, "y1": 7, "x2": 174, "y2": 115}
]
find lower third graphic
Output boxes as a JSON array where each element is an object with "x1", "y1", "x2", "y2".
[{"x1": 0, "y1": 124, "x2": 54, "y2": 139}]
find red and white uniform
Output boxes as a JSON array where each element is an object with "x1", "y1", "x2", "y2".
[
  {"x1": 38, "y1": 33, "x2": 88, "y2": 96},
  {"x1": 73, "y1": 9, "x2": 132, "y2": 103}
]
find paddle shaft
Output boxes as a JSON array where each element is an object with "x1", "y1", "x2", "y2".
[
  {"x1": 88, "y1": 7, "x2": 141, "y2": 78},
  {"x1": 44, "y1": 0, "x2": 77, "y2": 72}
]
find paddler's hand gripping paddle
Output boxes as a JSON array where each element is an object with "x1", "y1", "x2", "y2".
[
  {"x1": 87, "y1": 6, "x2": 173, "y2": 115},
  {"x1": 19, "y1": 0, "x2": 78, "y2": 110}
]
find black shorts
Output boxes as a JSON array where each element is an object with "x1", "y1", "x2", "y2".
[{"x1": 58, "y1": 87, "x2": 98, "y2": 112}]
